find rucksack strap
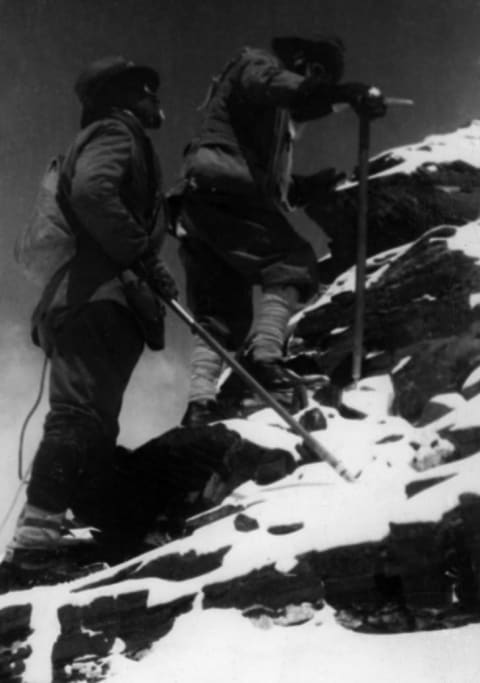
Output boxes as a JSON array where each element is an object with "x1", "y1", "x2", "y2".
[{"x1": 60, "y1": 111, "x2": 162, "y2": 236}]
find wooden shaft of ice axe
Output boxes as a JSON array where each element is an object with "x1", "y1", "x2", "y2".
[
  {"x1": 352, "y1": 97, "x2": 414, "y2": 385},
  {"x1": 352, "y1": 113, "x2": 370, "y2": 386},
  {"x1": 164, "y1": 297, "x2": 356, "y2": 482}
]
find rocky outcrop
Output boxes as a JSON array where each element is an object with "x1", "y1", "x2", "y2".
[
  {"x1": 305, "y1": 120, "x2": 480, "y2": 280},
  {"x1": 292, "y1": 220, "x2": 480, "y2": 421}
]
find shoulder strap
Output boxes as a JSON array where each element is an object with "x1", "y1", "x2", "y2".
[
  {"x1": 197, "y1": 48, "x2": 249, "y2": 111},
  {"x1": 58, "y1": 114, "x2": 161, "y2": 232},
  {"x1": 56, "y1": 119, "x2": 109, "y2": 234},
  {"x1": 109, "y1": 111, "x2": 162, "y2": 223}
]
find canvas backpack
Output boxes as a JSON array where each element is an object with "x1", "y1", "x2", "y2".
[
  {"x1": 14, "y1": 155, "x2": 76, "y2": 289},
  {"x1": 15, "y1": 114, "x2": 157, "y2": 291}
]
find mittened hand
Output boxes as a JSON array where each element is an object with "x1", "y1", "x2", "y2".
[
  {"x1": 336, "y1": 82, "x2": 387, "y2": 119},
  {"x1": 148, "y1": 258, "x2": 179, "y2": 301}
]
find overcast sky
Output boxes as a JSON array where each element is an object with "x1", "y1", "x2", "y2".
[{"x1": 0, "y1": 0, "x2": 479, "y2": 522}]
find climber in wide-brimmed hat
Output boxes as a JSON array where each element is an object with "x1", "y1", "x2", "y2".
[
  {"x1": 0, "y1": 55, "x2": 177, "y2": 590},
  {"x1": 74, "y1": 55, "x2": 164, "y2": 128},
  {"x1": 171, "y1": 33, "x2": 387, "y2": 428}
]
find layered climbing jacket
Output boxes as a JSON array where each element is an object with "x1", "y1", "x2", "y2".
[
  {"x1": 181, "y1": 47, "x2": 334, "y2": 207},
  {"x1": 33, "y1": 111, "x2": 166, "y2": 345}
]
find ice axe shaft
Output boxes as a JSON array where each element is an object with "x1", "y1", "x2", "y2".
[
  {"x1": 352, "y1": 114, "x2": 370, "y2": 385},
  {"x1": 352, "y1": 96, "x2": 414, "y2": 385},
  {"x1": 164, "y1": 297, "x2": 355, "y2": 482}
]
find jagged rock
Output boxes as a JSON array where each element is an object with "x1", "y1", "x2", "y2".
[
  {"x1": 305, "y1": 121, "x2": 480, "y2": 281},
  {"x1": 267, "y1": 523, "x2": 304, "y2": 535},
  {"x1": 203, "y1": 564, "x2": 324, "y2": 611},
  {"x1": 0, "y1": 604, "x2": 32, "y2": 683},
  {"x1": 234, "y1": 514, "x2": 259, "y2": 532},
  {"x1": 340, "y1": 375, "x2": 395, "y2": 418},
  {"x1": 298, "y1": 406, "x2": 327, "y2": 431},
  {"x1": 436, "y1": 395, "x2": 480, "y2": 458},
  {"x1": 52, "y1": 591, "x2": 194, "y2": 675},
  {"x1": 416, "y1": 392, "x2": 467, "y2": 426},
  {"x1": 294, "y1": 221, "x2": 480, "y2": 421},
  {"x1": 461, "y1": 365, "x2": 480, "y2": 400}
]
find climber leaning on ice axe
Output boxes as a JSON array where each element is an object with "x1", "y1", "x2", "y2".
[
  {"x1": 163, "y1": 92, "x2": 412, "y2": 483},
  {"x1": 167, "y1": 34, "x2": 390, "y2": 434},
  {"x1": 163, "y1": 37, "x2": 396, "y2": 482}
]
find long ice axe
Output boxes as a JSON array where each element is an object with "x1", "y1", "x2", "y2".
[
  {"x1": 351, "y1": 95, "x2": 414, "y2": 386},
  {"x1": 164, "y1": 297, "x2": 356, "y2": 482}
]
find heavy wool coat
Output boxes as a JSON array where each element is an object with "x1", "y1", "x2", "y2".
[
  {"x1": 32, "y1": 111, "x2": 166, "y2": 346},
  {"x1": 181, "y1": 46, "x2": 334, "y2": 203}
]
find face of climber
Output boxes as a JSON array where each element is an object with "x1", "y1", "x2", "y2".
[
  {"x1": 99, "y1": 72, "x2": 165, "y2": 129},
  {"x1": 121, "y1": 81, "x2": 165, "y2": 129}
]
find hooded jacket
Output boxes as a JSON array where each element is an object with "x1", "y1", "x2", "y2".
[{"x1": 181, "y1": 47, "x2": 334, "y2": 205}]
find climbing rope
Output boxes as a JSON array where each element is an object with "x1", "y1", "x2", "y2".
[
  {"x1": 18, "y1": 353, "x2": 48, "y2": 482},
  {"x1": 0, "y1": 354, "x2": 49, "y2": 538}
]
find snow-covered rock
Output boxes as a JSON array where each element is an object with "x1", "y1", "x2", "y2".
[
  {"x1": 293, "y1": 219, "x2": 480, "y2": 421},
  {"x1": 2, "y1": 121, "x2": 480, "y2": 683},
  {"x1": 2, "y1": 400, "x2": 480, "y2": 681},
  {"x1": 305, "y1": 120, "x2": 480, "y2": 280}
]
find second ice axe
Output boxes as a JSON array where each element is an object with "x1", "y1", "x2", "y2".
[{"x1": 352, "y1": 95, "x2": 414, "y2": 385}]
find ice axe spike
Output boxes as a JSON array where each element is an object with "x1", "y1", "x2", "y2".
[
  {"x1": 352, "y1": 96, "x2": 414, "y2": 386},
  {"x1": 163, "y1": 297, "x2": 356, "y2": 483}
]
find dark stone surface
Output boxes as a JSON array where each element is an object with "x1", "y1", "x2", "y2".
[
  {"x1": 294, "y1": 224, "x2": 480, "y2": 418},
  {"x1": 0, "y1": 604, "x2": 32, "y2": 682},
  {"x1": 299, "y1": 407, "x2": 327, "y2": 431},
  {"x1": 131, "y1": 546, "x2": 231, "y2": 581},
  {"x1": 297, "y1": 543, "x2": 383, "y2": 609},
  {"x1": 267, "y1": 523, "x2": 304, "y2": 535},
  {"x1": 0, "y1": 604, "x2": 32, "y2": 643},
  {"x1": 53, "y1": 591, "x2": 195, "y2": 678},
  {"x1": 234, "y1": 514, "x2": 260, "y2": 532},
  {"x1": 405, "y1": 475, "x2": 457, "y2": 498},
  {"x1": 305, "y1": 160, "x2": 480, "y2": 282},
  {"x1": 203, "y1": 564, "x2": 325, "y2": 611},
  {"x1": 0, "y1": 643, "x2": 30, "y2": 682}
]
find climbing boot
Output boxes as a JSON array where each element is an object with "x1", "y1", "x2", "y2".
[
  {"x1": 243, "y1": 356, "x2": 300, "y2": 391},
  {"x1": 181, "y1": 399, "x2": 223, "y2": 428}
]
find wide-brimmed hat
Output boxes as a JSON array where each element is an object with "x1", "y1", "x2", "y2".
[
  {"x1": 272, "y1": 34, "x2": 345, "y2": 80},
  {"x1": 75, "y1": 56, "x2": 159, "y2": 107}
]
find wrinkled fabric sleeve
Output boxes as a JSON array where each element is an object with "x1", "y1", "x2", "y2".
[
  {"x1": 70, "y1": 121, "x2": 151, "y2": 268},
  {"x1": 238, "y1": 50, "x2": 334, "y2": 120}
]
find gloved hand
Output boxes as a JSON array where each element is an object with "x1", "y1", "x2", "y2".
[
  {"x1": 290, "y1": 168, "x2": 346, "y2": 207},
  {"x1": 335, "y1": 82, "x2": 387, "y2": 119},
  {"x1": 144, "y1": 257, "x2": 179, "y2": 301}
]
